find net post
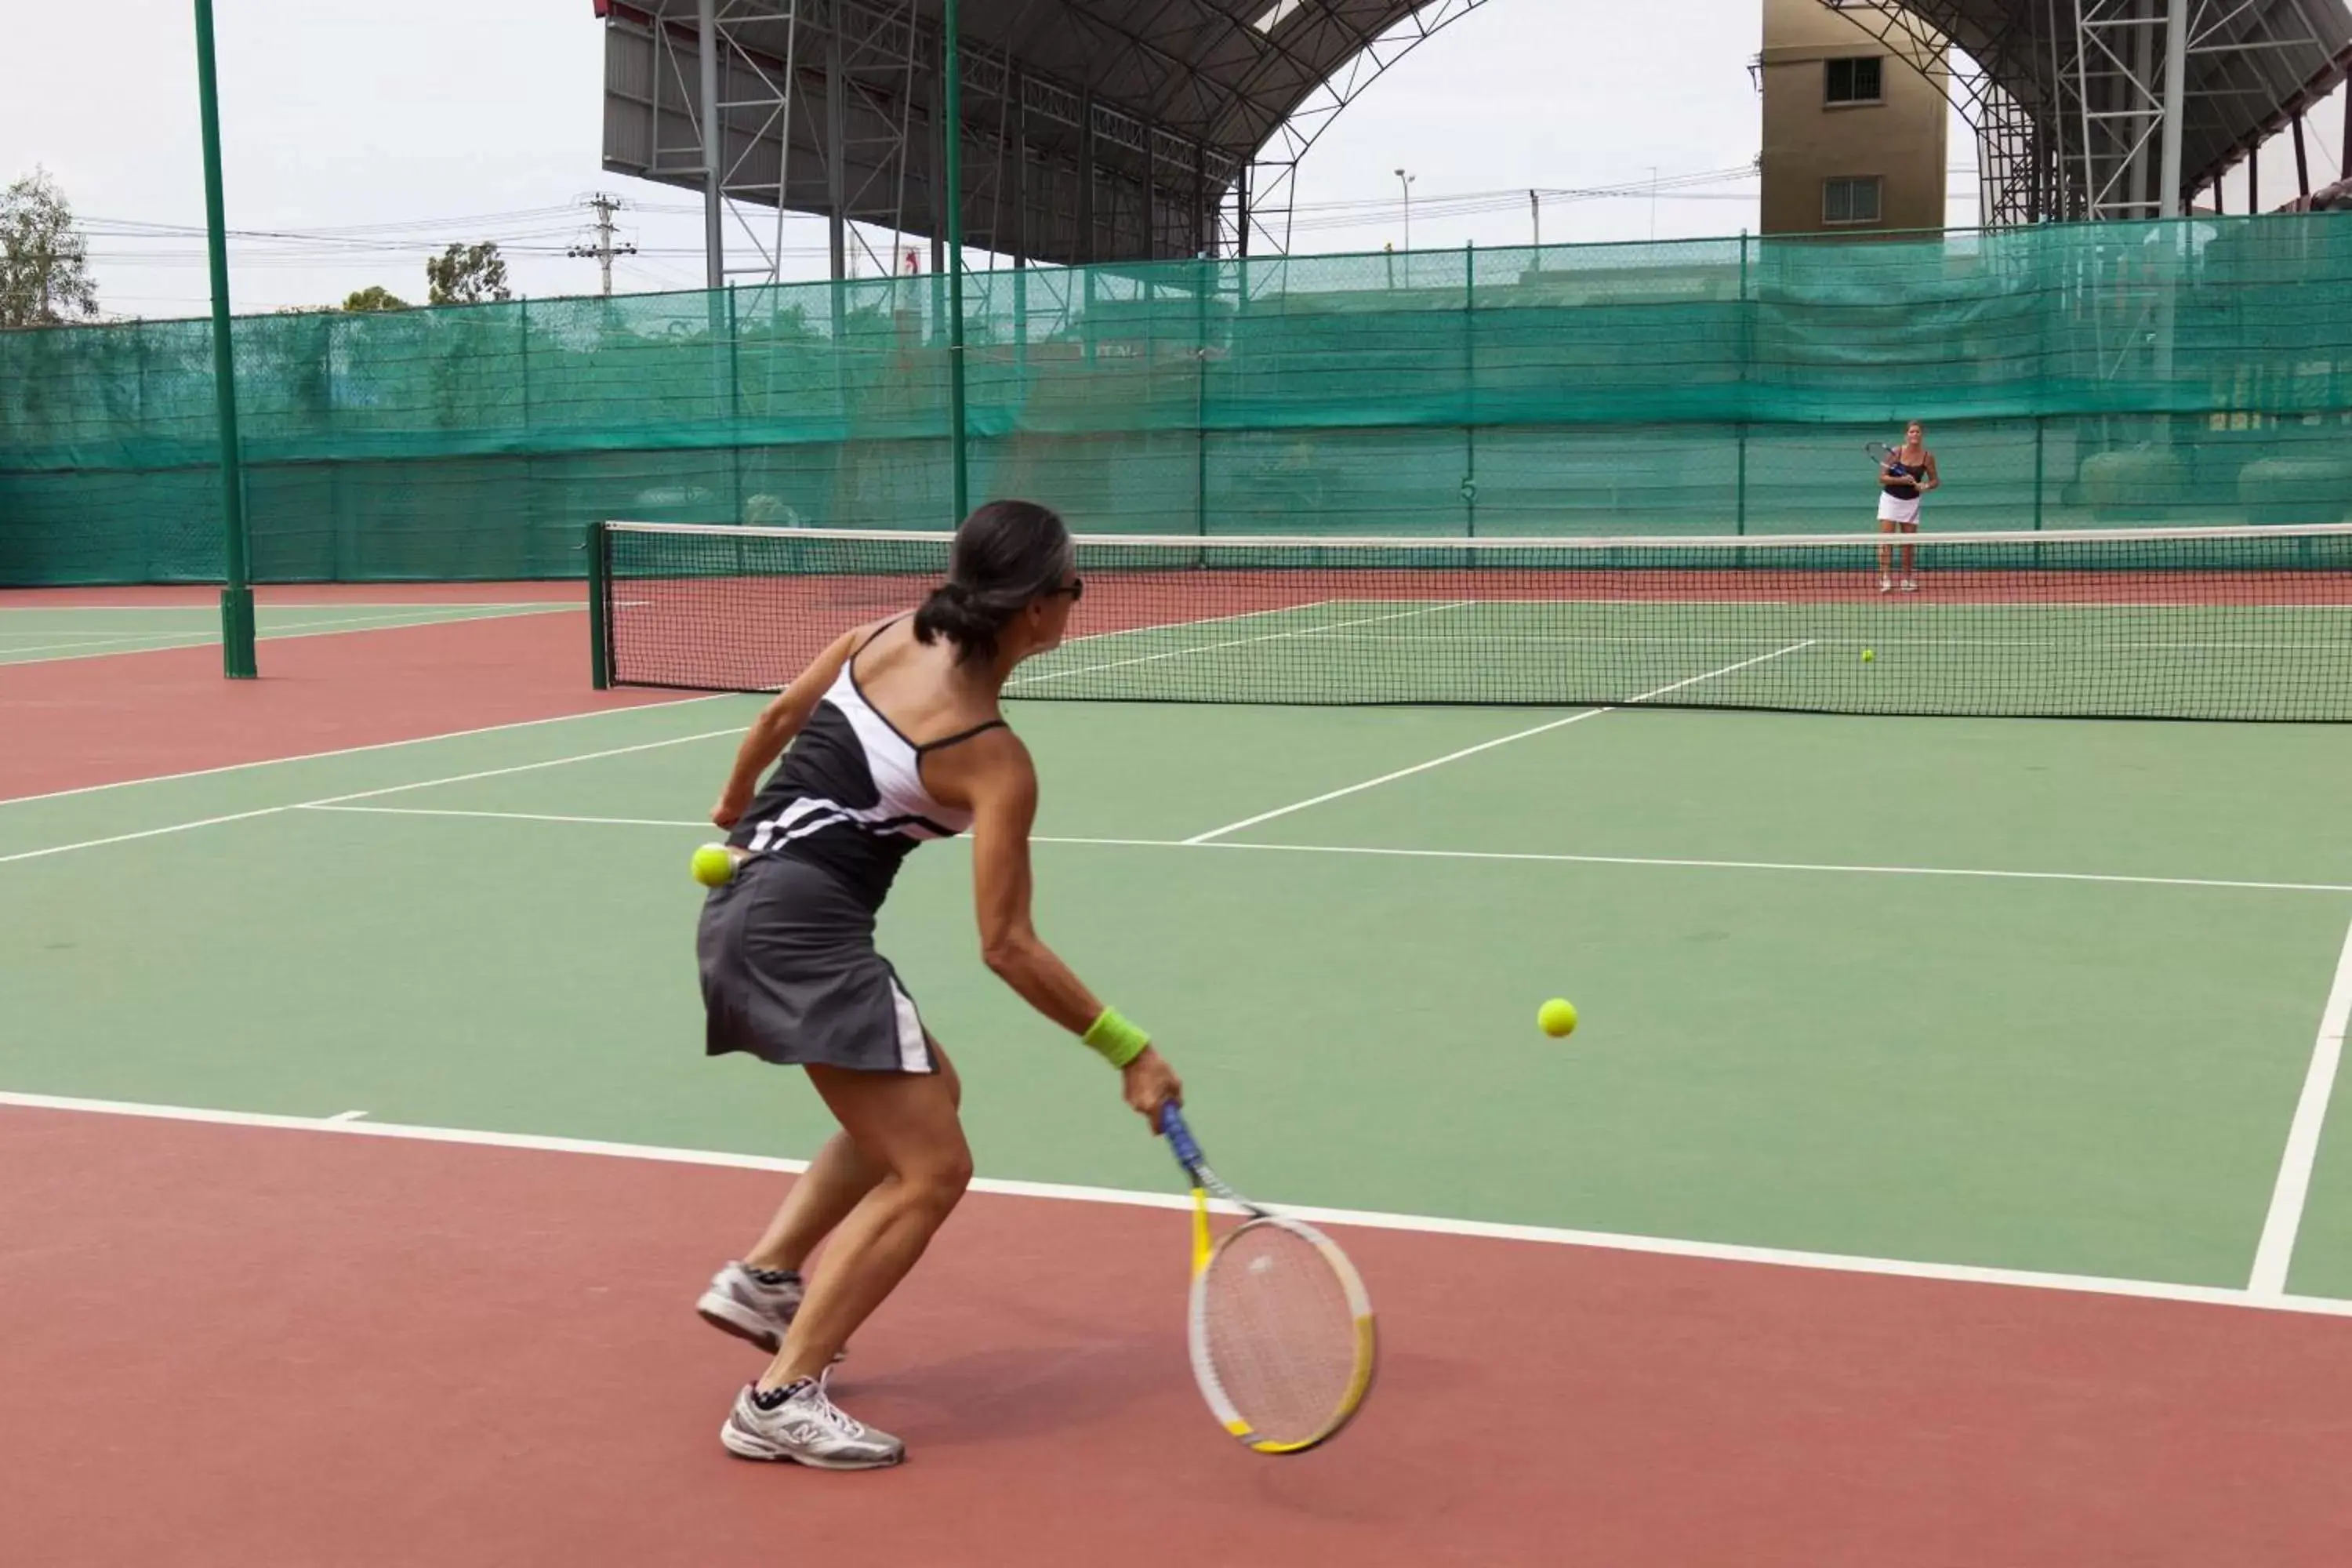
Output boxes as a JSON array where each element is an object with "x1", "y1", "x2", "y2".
[
  {"x1": 586, "y1": 521, "x2": 612, "y2": 690},
  {"x1": 195, "y1": 0, "x2": 256, "y2": 680}
]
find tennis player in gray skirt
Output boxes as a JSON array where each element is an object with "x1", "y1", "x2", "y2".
[{"x1": 691, "y1": 499, "x2": 1184, "y2": 1470}]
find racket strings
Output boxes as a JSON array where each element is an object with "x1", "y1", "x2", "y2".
[{"x1": 1198, "y1": 1221, "x2": 1361, "y2": 1447}]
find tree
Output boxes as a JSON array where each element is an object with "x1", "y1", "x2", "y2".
[
  {"x1": 342, "y1": 285, "x2": 410, "y2": 313},
  {"x1": 0, "y1": 167, "x2": 99, "y2": 328},
  {"x1": 425, "y1": 242, "x2": 510, "y2": 306}
]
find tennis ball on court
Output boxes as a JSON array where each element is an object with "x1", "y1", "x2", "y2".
[
  {"x1": 691, "y1": 843, "x2": 737, "y2": 888},
  {"x1": 1861, "y1": 648, "x2": 1875, "y2": 662},
  {"x1": 1537, "y1": 998, "x2": 1579, "y2": 1039}
]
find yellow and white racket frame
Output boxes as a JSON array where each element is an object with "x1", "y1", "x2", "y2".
[{"x1": 1184, "y1": 1192, "x2": 1378, "y2": 1455}]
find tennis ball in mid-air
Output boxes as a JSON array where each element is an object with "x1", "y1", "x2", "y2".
[
  {"x1": 1861, "y1": 648, "x2": 1876, "y2": 662},
  {"x1": 1537, "y1": 998, "x2": 1579, "y2": 1039},
  {"x1": 691, "y1": 844, "x2": 737, "y2": 888}
]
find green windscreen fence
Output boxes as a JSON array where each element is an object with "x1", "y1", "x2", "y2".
[{"x1": 5, "y1": 213, "x2": 2352, "y2": 586}]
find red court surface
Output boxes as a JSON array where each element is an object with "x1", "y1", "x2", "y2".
[
  {"x1": 0, "y1": 589, "x2": 682, "y2": 801},
  {"x1": 3, "y1": 1103, "x2": 2348, "y2": 1568}
]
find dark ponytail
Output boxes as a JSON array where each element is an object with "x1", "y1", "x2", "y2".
[{"x1": 913, "y1": 499, "x2": 1073, "y2": 663}]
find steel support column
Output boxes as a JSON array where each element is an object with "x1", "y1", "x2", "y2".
[{"x1": 699, "y1": 0, "x2": 724, "y2": 288}]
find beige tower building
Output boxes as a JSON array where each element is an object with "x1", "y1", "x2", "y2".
[{"x1": 1759, "y1": 0, "x2": 1950, "y2": 234}]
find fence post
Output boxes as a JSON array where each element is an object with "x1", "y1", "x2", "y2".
[
  {"x1": 1464, "y1": 241, "x2": 1478, "y2": 537},
  {"x1": 1196, "y1": 256, "x2": 1210, "y2": 539},
  {"x1": 1736, "y1": 230, "x2": 1751, "y2": 536},
  {"x1": 518, "y1": 296, "x2": 532, "y2": 430},
  {"x1": 2033, "y1": 415, "x2": 2046, "y2": 530},
  {"x1": 727, "y1": 284, "x2": 744, "y2": 523}
]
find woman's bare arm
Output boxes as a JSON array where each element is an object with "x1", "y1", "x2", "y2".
[
  {"x1": 954, "y1": 731, "x2": 1102, "y2": 1032},
  {"x1": 935, "y1": 729, "x2": 1181, "y2": 1119},
  {"x1": 711, "y1": 626, "x2": 864, "y2": 829}
]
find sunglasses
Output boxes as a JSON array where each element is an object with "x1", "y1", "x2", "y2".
[{"x1": 1044, "y1": 575, "x2": 1085, "y2": 602}]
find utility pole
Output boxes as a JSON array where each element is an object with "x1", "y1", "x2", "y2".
[
  {"x1": 1530, "y1": 188, "x2": 1541, "y2": 248},
  {"x1": 568, "y1": 194, "x2": 637, "y2": 296}
]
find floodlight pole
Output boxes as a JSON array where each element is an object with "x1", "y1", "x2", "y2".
[
  {"x1": 194, "y1": 0, "x2": 255, "y2": 678},
  {"x1": 944, "y1": 0, "x2": 970, "y2": 524}
]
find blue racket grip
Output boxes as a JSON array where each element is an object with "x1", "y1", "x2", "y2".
[{"x1": 1160, "y1": 1102, "x2": 1205, "y2": 1171}]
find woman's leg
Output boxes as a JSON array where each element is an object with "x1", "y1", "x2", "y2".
[
  {"x1": 1900, "y1": 522, "x2": 1918, "y2": 581},
  {"x1": 758, "y1": 1054, "x2": 974, "y2": 1390},
  {"x1": 1878, "y1": 519, "x2": 1896, "y2": 586},
  {"x1": 745, "y1": 1043, "x2": 962, "y2": 1274}
]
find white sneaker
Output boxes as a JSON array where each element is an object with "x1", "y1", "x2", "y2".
[
  {"x1": 697, "y1": 1261, "x2": 802, "y2": 1352},
  {"x1": 1878, "y1": 575, "x2": 1893, "y2": 593},
  {"x1": 721, "y1": 1372, "x2": 905, "y2": 1469},
  {"x1": 1900, "y1": 578, "x2": 1918, "y2": 593}
]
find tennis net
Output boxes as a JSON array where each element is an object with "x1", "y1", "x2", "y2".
[{"x1": 590, "y1": 521, "x2": 2352, "y2": 721}]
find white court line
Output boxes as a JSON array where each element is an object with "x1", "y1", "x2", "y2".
[
  {"x1": 279, "y1": 806, "x2": 2352, "y2": 896},
  {"x1": 300, "y1": 804, "x2": 709, "y2": 830},
  {"x1": 0, "y1": 728, "x2": 744, "y2": 866},
  {"x1": 1010, "y1": 600, "x2": 1472, "y2": 688},
  {"x1": 1284, "y1": 593, "x2": 2352, "y2": 612},
  {"x1": 1302, "y1": 632, "x2": 2352, "y2": 652},
  {"x1": 0, "y1": 601, "x2": 572, "y2": 613},
  {"x1": 1058, "y1": 599, "x2": 1340, "y2": 646},
  {"x1": 0, "y1": 805, "x2": 296, "y2": 866},
  {"x1": 1044, "y1": 837, "x2": 2352, "y2": 896},
  {"x1": 1183, "y1": 640, "x2": 1817, "y2": 844},
  {"x1": 0, "y1": 604, "x2": 577, "y2": 664},
  {"x1": 2248, "y1": 916, "x2": 2352, "y2": 1298},
  {"x1": 0, "y1": 695, "x2": 732, "y2": 810},
  {"x1": 294, "y1": 728, "x2": 744, "y2": 810},
  {"x1": 5, "y1": 1087, "x2": 2351, "y2": 1321},
  {"x1": 326, "y1": 1109, "x2": 369, "y2": 1123}
]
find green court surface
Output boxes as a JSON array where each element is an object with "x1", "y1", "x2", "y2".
[
  {"x1": 7, "y1": 692, "x2": 2351, "y2": 1305},
  {"x1": 0, "y1": 602, "x2": 570, "y2": 665}
]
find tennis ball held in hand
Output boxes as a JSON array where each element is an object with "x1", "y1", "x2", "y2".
[
  {"x1": 1537, "y1": 998, "x2": 1579, "y2": 1039},
  {"x1": 691, "y1": 843, "x2": 738, "y2": 888}
]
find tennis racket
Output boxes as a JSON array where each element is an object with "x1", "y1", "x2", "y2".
[
  {"x1": 1865, "y1": 440, "x2": 1911, "y2": 478},
  {"x1": 1159, "y1": 1103, "x2": 1377, "y2": 1455}
]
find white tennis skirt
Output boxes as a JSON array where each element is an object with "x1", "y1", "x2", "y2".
[{"x1": 1877, "y1": 492, "x2": 1923, "y2": 526}]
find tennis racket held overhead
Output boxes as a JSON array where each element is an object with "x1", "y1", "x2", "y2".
[{"x1": 1159, "y1": 1104, "x2": 1377, "y2": 1455}]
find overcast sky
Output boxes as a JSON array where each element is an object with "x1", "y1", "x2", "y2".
[{"x1": 1, "y1": 1, "x2": 2339, "y2": 319}]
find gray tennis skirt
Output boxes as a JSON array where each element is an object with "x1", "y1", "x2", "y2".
[{"x1": 696, "y1": 853, "x2": 938, "y2": 1074}]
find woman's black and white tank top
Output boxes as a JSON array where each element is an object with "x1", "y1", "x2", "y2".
[
  {"x1": 728, "y1": 630, "x2": 1005, "y2": 912},
  {"x1": 1885, "y1": 452, "x2": 1925, "y2": 501}
]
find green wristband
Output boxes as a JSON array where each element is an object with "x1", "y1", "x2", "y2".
[{"x1": 1082, "y1": 1007, "x2": 1151, "y2": 1069}]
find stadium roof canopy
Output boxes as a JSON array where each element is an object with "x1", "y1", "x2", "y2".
[
  {"x1": 1832, "y1": 0, "x2": 2352, "y2": 224},
  {"x1": 598, "y1": 0, "x2": 2352, "y2": 278},
  {"x1": 599, "y1": 0, "x2": 1497, "y2": 275}
]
